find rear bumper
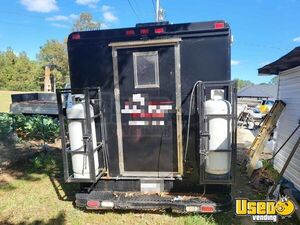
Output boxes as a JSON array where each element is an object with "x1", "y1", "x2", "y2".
[{"x1": 75, "y1": 191, "x2": 232, "y2": 213}]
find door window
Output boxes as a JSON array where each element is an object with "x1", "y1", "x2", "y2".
[{"x1": 133, "y1": 51, "x2": 159, "y2": 88}]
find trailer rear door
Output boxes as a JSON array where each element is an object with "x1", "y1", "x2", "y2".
[{"x1": 110, "y1": 39, "x2": 183, "y2": 177}]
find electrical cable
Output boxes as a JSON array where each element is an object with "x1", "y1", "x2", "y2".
[
  {"x1": 200, "y1": 184, "x2": 206, "y2": 197},
  {"x1": 127, "y1": 0, "x2": 141, "y2": 21},
  {"x1": 151, "y1": 0, "x2": 156, "y2": 15},
  {"x1": 184, "y1": 80, "x2": 202, "y2": 162},
  {"x1": 132, "y1": 0, "x2": 144, "y2": 20}
]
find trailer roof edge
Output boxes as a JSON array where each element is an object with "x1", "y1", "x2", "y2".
[{"x1": 108, "y1": 38, "x2": 182, "y2": 48}]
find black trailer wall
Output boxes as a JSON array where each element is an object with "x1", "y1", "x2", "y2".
[{"x1": 67, "y1": 21, "x2": 231, "y2": 178}]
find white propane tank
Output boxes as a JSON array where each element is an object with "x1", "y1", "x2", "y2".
[
  {"x1": 204, "y1": 89, "x2": 231, "y2": 175},
  {"x1": 67, "y1": 100, "x2": 99, "y2": 179}
]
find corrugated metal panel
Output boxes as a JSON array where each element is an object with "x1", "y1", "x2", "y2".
[
  {"x1": 275, "y1": 148, "x2": 300, "y2": 162},
  {"x1": 274, "y1": 67, "x2": 300, "y2": 191},
  {"x1": 237, "y1": 84, "x2": 277, "y2": 98}
]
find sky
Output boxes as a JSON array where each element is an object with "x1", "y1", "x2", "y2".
[{"x1": 1, "y1": 0, "x2": 300, "y2": 83}]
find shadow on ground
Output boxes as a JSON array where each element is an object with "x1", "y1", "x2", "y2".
[
  {"x1": 0, "y1": 211, "x2": 66, "y2": 225},
  {"x1": 0, "y1": 142, "x2": 79, "y2": 201}
]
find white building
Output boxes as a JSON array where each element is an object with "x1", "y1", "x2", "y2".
[{"x1": 259, "y1": 47, "x2": 300, "y2": 190}]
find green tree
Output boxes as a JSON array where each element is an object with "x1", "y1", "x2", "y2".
[
  {"x1": 268, "y1": 76, "x2": 278, "y2": 85},
  {"x1": 234, "y1": 78, "x2": 254, "y2": 90},
  {"x1": 0, "y1": 48, "x2": 41, "y2": 91},
  {"x1": 36, "y1": 12, "x2": 101, "y2": 89},
  {"x1": 72, "y1": 12, "x2": 101, "y2": 31},
  {"x1": 37, "y1": 40, "x2": 69, "y2": 88}
]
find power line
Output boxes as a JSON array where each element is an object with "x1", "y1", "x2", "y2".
[
  {"x1": 127, "y1": 0, "x2": 140, "y2": 21},
  {"x1": 132, "y1": 0, "x2": 145, "y2": 20},
  {"x1": 151, "y1": 0, "x2": 156, "y2": 15}
]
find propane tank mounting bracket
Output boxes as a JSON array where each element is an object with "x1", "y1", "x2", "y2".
[
  {"x1": 56, "y1": 87, "x2": 109, "y2": 183},
  {"x1": 197, "y1": 80, "x2": 237, "y2": 185}
]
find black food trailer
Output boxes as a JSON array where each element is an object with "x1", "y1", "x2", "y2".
[{"x1": 56, "y1": 20, "x2": 237, "y2": 213}]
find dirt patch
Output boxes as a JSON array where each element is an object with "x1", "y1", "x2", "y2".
[
  {"x1": 0, "y1": 173, "x2": 14, "y2": 187},
  {"x1": 234, "y1": 128, "x2": 257, "y2": 198},
  {"x1": 0, "y1": 139, "x2": 61, "y2": 169},
  {"x1": 230, "y1": 128, "x2": 258, "y2": 225}
]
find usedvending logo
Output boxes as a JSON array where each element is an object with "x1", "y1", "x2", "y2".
[{"x1": 235, "y1": 196, "x2": 295, "y2": 222}]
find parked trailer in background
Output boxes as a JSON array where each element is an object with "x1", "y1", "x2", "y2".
[
  {"x1": 10, "y1": 93, "x2": 58, "y2": 115},
  {"x1": 57, "y1": 20, "x2": 237, "y2": 213}
]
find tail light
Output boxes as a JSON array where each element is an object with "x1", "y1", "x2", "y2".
[
  {"x1": 87, "y1": 200, "x2": 114, "y2": 209},
  {"x1": 126, "y1": 30, "x2": 135, "y2": 36},
  {"x1": 87, "y1": 200, "x2": 100, "y2": 208},
  {"x1": 154, "y1": 27, "x2": 165, "y2": 34},
  {"x1": 140, "y1": 28, "x2": 149, "y2": 35},
  {"x1": 214, "y1": 22, "x2": 225, "y2": 29},
  {"x1": 71, "y1": 33, "x2": 80, "y2": 40},
  {"x1": 200, "y1": 204, "x2": 216, "y2": 213},
  {"x1": 125, "y1": 27, "x2": 165, "y2": 36}
]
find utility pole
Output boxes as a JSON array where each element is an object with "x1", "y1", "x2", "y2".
[
  {"x1": 156, "y1": 0, "x2": 164, "y2": 22},
  {"x1": 156, "y1": 0, "x2": 160, "y2": 22}
]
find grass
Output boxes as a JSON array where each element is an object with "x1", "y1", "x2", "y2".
[
  {"x1": 0, "y1": 143, "x2": 298, "y2": 224},
  {"x1": 0, "y1": 151, "x2": 233, "y2": 225},
  {"x1": 0, "y1": 90, "x2": 28, "y2": 113},
  {"x1": 0, "y1": 150, "x2": 298, "y2": 225},
  {"x1": 262, "y1": 159, "x2": 279, "y2": 180}
]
